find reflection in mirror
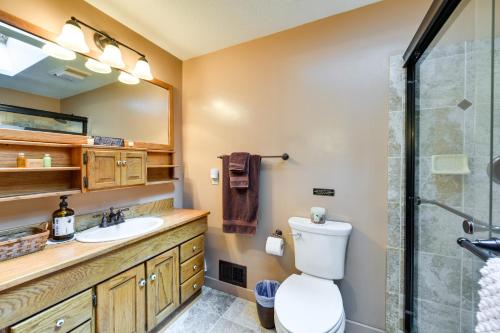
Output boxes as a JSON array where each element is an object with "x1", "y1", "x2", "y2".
[{"x1": 0, "y1": 21, "x2": 170, "y2": 145}]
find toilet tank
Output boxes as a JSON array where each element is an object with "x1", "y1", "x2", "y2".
[{"x1": 289, "y1": 217, "x2": 352, "y2": 280}]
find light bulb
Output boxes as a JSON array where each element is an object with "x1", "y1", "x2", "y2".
[
  {"x1": 42, "y1": 42, "x2": 76, "y2": 61},
  {"x1": 132, "y1": 56, "x2": 153, "y2": 80},
  {"x1": 99, "y1": 40, "x2": 124, "y2": 69},
  {"x1": 56, "y1": 19, "x2": 89, "y2": 54},
  {"x1": 85, "y1": 58, "x2": 111, "y2": 74},
  {"x1": 118, "y1": 71, "x2": 139, "y2": 85}
]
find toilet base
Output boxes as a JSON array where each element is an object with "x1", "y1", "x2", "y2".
[{"x1": 274, "y1": 311, "x2": 345, "y2": 333}]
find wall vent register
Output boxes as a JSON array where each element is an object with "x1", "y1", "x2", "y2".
[{"x1": 219, "y1": 260, "x2": 247, "y2": 288}]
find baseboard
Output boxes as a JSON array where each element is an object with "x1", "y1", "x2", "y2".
[
  {"x1": 345, "y1": 319, "x2": 385, "y2": 333},
  {"x1": 205, "y1": 275, "x2": 255, "y2": 301}
]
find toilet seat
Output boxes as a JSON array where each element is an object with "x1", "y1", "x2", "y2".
[{"x1": 274, "y1": 274, "x2": 344, "y2": 333}]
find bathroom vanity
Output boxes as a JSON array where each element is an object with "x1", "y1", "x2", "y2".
[{"x1": 0, "y1": 209, "x2": 209, "y2": 333}]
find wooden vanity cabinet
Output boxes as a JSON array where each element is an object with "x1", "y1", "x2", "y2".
[
  {"x1": 145, "y1": 247, "x2": 179, "y2": 330},
  {"x1": 85, "y1": 149, "x2": 146, "y2": 190},
  {"x1": 95, "y1": 248, "x2": 180, "y2": 333},
  {"x1": 96, "y1": 265, "x2": 146, "y2": 333},
  {"x1": 9, "y1": 289, "x2": 93, "y2": 333}
]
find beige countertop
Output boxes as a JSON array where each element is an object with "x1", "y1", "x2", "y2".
[{"x1": 0, "y1": 208, "x2": 209, "y2": 293}]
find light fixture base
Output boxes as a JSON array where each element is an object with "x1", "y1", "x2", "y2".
[{"x1": 93, "y1": 32, "x2": 113, "y2": 51}]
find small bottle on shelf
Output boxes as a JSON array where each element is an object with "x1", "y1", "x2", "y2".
[
  {"x1": 43, "y1": 154, "x2": 52, "y2": 168},
  {"x1": 16, "y1": 152, "x2": 26, "y2": 168}
]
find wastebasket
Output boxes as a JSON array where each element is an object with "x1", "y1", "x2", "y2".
[{"x1": 254, "y1": 280, "x2": 280, "y2": 329}]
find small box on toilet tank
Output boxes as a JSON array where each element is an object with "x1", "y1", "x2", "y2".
[{"x1": 310, "y1": 207, "x2": 326, "y2": 224}]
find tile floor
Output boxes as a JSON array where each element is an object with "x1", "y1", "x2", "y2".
[{"x1": 159, "y1": 286, "x2": 276, "y2": 333}]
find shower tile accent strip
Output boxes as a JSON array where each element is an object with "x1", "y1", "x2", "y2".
[{"x1": 386, "y1": 55, "x2": 405, "y2": 333}]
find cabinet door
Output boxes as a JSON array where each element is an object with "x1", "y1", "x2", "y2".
[
  {"x1": 121, "y1": 151, "x2": 146, "y2": 186},
  {"x1": 96, "y1": 265, "x2": 146, "y2": 333},
  {"x1": 146, "y1": 247, "x2": 180, "y2": 330},
  {"x1": 87, "y1": 150, "x2": 121, "y2": 190}
]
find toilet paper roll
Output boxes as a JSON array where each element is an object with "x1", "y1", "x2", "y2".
[{"x1": 266, "y1": 236, "x2": 284, "y2": 256}]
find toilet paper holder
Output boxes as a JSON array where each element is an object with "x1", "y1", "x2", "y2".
[{"x1": 271, "y1": 229, "x2": 283, "y2": 238}]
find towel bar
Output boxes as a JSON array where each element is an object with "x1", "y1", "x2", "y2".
[
  {"x1": 217, "y1": 153, "x2": 289, "y2": 160},
  {"x1": 457, "y1": 237, "x2": 498, "y2": 261}
]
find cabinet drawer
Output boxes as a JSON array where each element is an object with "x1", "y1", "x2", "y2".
[
  {"x1": 180, "y1": 270, "x2": 204, "y2": 303},
  {"x1": 10, "y1": 289, "x2": 93, "y2": 333},
  {"x1": 180, "y1": 235, "x2": 204, "y2": 262},
  {"x1": 69, "y1": 320, "x2": 92, "y2": 333},
  {"x1": 180, "y1": 251, "x2": 204, "y2": 283}
]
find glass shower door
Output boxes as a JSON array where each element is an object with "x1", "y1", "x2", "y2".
[{"x1": 412, "y1": 0, "x2": 496, "y2": 332}]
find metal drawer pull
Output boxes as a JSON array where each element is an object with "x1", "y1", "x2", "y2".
[
  {"x1": 122, "y1": 160, "x2": 127, "y2": 165},
  {"x1": 117, "y1": 160, "x2": 122, "y2": 166},
  {"x1": 150, "y1": 273, "x2": 157, "y2": 281},
  {"x1": 193, "y1": 283, "x2": 198, "y2": 290},
  {"x1": 55, "y1": 318, "x2": 65, "y2": 328},
  {"x1": 139, "y1": 278, "x2": 146, "y2": 287},
  {"x1": 192, "y1": 245, "x2": 197, "y2": 251},
  {"x1": 193, "y1": 264, "x2": 198, "y2": 271}
]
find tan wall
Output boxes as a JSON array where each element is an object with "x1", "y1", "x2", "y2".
[
  {"x1": 0, "y1": 0, "x2": 183, "y2": 229},
  {"x1": 182, "y1": 0, "x2": 431, "y2": 330},
  {"x1": 0, "y1": 87, "x2": 60, "y2": 112},
  {"x1": 61, "y1": 82, "x2": 170, "y2": 145}
]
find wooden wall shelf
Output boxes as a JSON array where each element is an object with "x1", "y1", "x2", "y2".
[
  {"x1": 0, "y1": 129, "x2": 179, "y2": 202},
  {"x1": 0, "y1": 189, "x2": 82, "y2": 203},
  {"x1": 0, "y1": 167, "x2": 81, "y2": 173},
  {"x1": 147, "y1": 165, "x2": 180, "y2": 169}
]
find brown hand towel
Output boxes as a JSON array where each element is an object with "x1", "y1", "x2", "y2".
[
  {"x1": 229, "y1": 152, "x2": 250, "y2": 188},
  {"x1": 223, "y1": 154, "x2": 261, "y2": 235},
  {"x1": 229, "y1": 152, "x2": 249, "y2": 171}
]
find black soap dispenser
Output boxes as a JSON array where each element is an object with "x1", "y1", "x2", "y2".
[{"x1": 51, "y1": 195, "x2": 75, "y2": 242}]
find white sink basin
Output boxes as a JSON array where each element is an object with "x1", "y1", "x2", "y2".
[{"x1": 76, "y1": 217, "x2": 164, "y2": 243}]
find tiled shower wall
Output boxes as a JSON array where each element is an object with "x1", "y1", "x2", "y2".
[{"x1": 386, "y1": 39, "x2": 498, "y2": 333}]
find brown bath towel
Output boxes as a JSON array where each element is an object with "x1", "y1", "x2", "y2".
[{"x1": 222, "y1": 154, "x2": 261, "y2": 235}]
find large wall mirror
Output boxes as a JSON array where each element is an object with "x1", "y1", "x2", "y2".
[{"x1": 0, "y1": 19, "x2": 172, "y2": 148}]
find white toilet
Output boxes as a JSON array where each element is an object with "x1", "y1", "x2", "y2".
[{"x1": 274, "y1": 217, "x2": 352, "y2": 333}]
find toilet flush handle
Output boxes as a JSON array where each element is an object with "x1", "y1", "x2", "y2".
[{"x1": 291, "y1": 232, "x2": 302, "y2": 239}]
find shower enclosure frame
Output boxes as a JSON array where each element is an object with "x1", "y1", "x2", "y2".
[{"x1": 402, "y1": 0, "x2": 462, "y2": 332}]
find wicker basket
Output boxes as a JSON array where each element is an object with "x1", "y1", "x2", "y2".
[{"x1": 0, "y1": 224, "x2": 49, "y2": 261}]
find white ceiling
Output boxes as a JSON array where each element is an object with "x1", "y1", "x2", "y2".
[{"x1": 85, "y1": 0, "x2": 381, "y2": 60}]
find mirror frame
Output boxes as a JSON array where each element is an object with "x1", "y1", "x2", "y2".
[{"x1": 0, "y1": 9, "x2": 174, "y2": 150}]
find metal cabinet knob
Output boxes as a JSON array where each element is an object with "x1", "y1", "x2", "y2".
[
  {"x1": 117, "y1": 160, "x2": 122, "y2": 166},
  {"x1": 150, "y1": 273, "x2": 157, "y2": 281},
  {"x1": 55, "y1": 318, "x2": 65, "y2": 328},
  {"x1": 139, "y1": 278, "x2": 146, "y2": 287},
  {"x1": 193, "y1": 264, "x2": 198, "y2": 271},
  {"x1": 192, "y1": 245, "x2": 197, "y2": 252},
  {"x1": 122, "y1": 160, "x2": 127, "y2": 165},
  {"x1": 193, "y1": 283, "x2": 198, "y2": 290}
]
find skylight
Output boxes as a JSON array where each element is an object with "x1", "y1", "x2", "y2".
[{"x1": 0, "y1": 34, "x2": 47, "y2": 77}]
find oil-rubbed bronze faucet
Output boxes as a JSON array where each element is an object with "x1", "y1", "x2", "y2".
[{"x1": 99, "y1": 207, "x2": 129, "y2": 228}]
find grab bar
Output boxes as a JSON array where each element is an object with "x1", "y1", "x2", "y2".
[
  {"x1": 457, "y1": 237, "x2": 498, "y2": 261},
  {"x1": 417, "y1": 197, "x2": 500, "y2": 234}
]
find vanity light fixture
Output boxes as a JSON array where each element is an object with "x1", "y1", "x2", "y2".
[
  {"x1": 132, "y1": 56, "x2": 153, "y2": 80},
  {"x1": 56, "y1": 18, "x2": 89, "y2": 54},
  {"x1": 54, "y1": 17, "x2": 154, "y2": 81},
  {"x1": 118, "y1": 71, "x2": 139, "y2": 85},
  {"x1": 98, "y1": 39, "x2": 125, "y2": 69},
  {"x1": 85, "y1": 58, "x2": 111, "y2": 74},
  {"x1": 42, "y1": 42, "x2": 76, "y2": 61}
]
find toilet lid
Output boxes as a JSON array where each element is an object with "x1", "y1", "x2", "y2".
[{"x1": 275, "y1": 274, "x2": 343, "y2": 333}]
